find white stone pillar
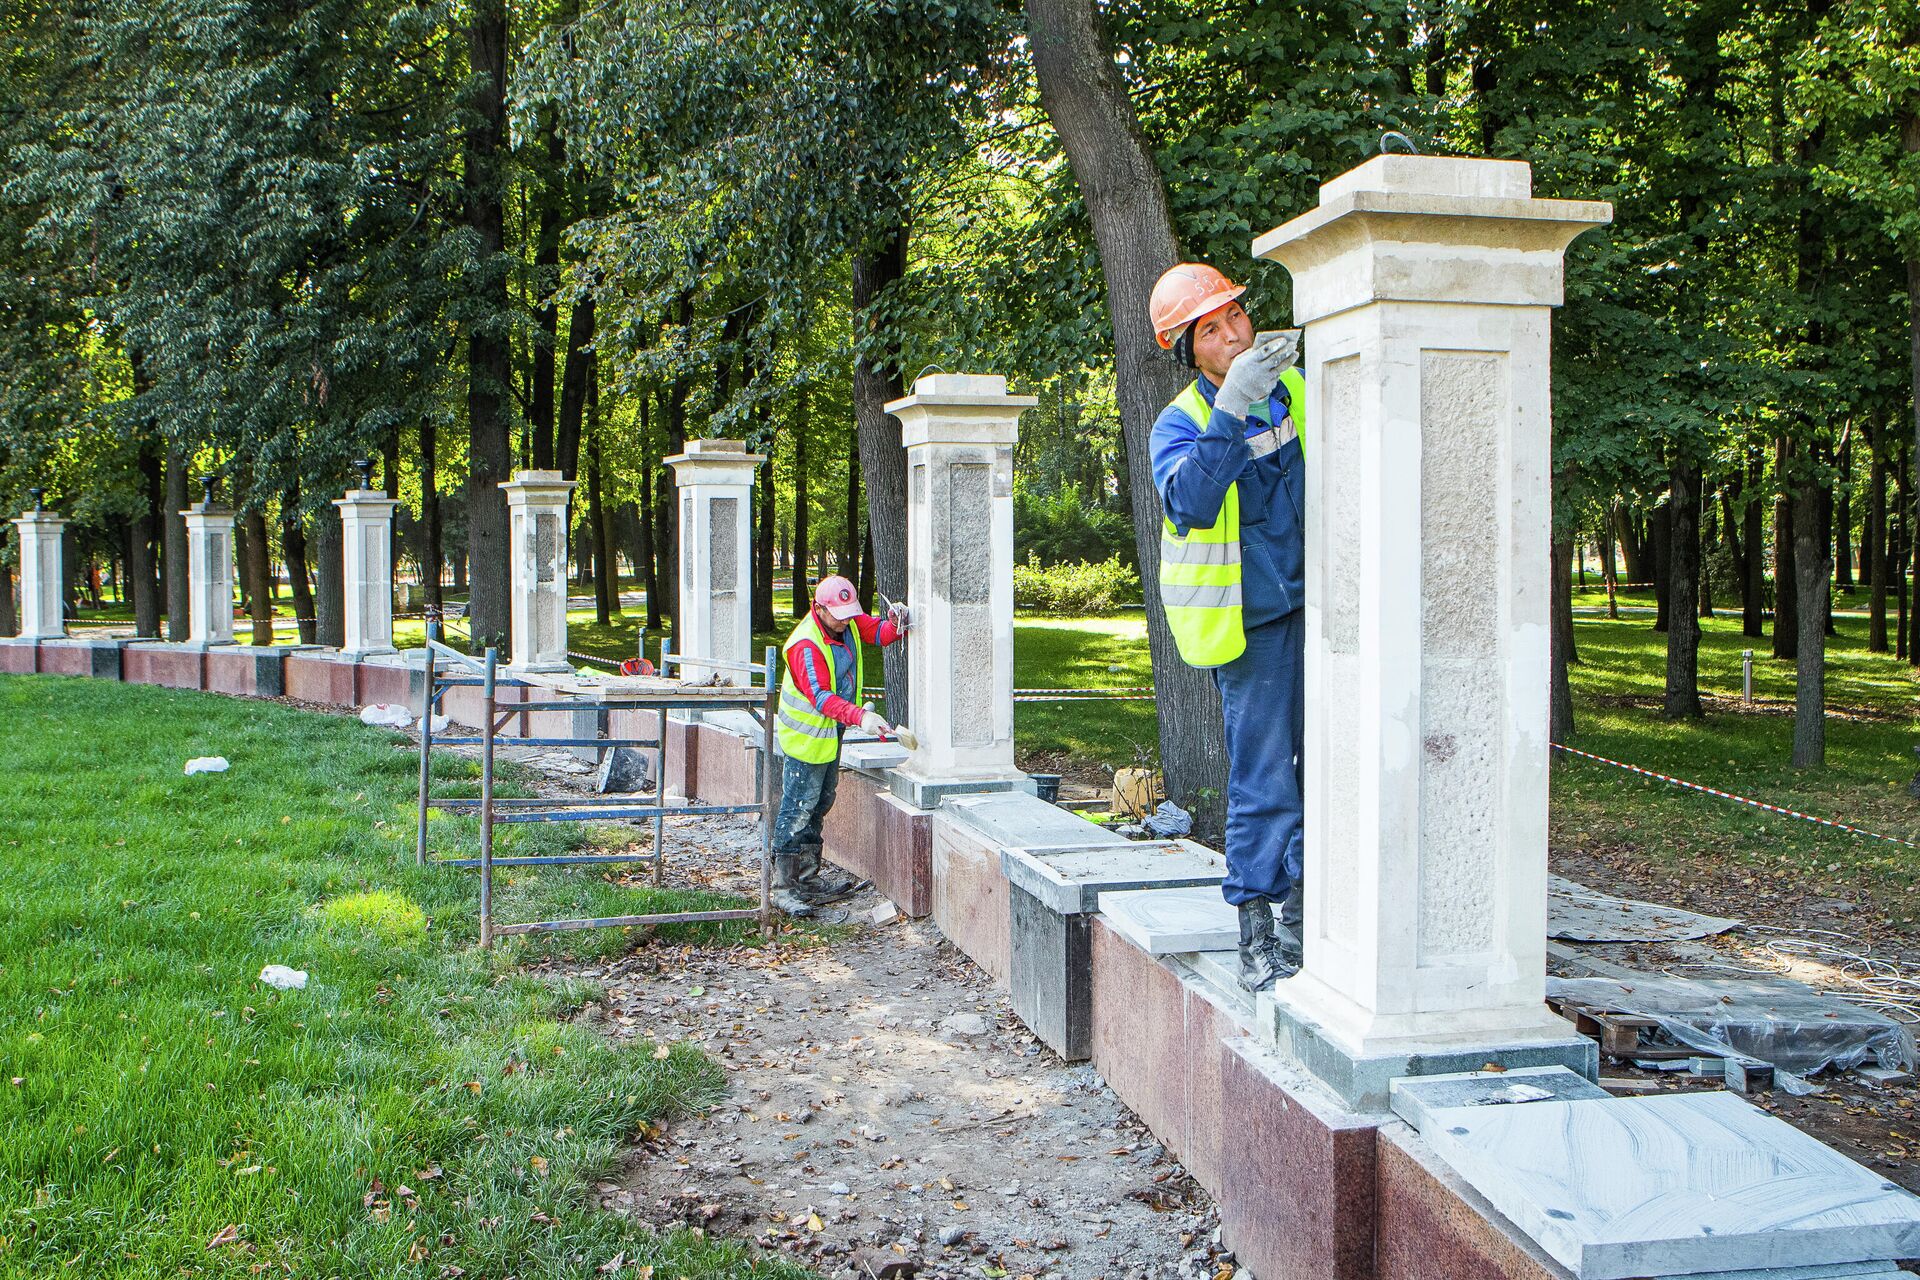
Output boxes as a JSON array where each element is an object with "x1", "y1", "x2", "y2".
[
  {"x1": 664, "y1": 439, "x2": 764, "y2": 685},
  {"x1": 1253, "y1": 156, "x2": 1611, "y2": 1062},
  {"x1": 499, "y1": 469, "x2": 577, "y2": 672},
  {"x1": 886, "y1": 374, "x2": 1035, "y2": 806},
  {"x1": 13, "y1": 492, "x2": 67, "y2": 640},
  {"x1": 335, "y1": 464, "x2": 401, "y2": 658},
  {"x1": 182, "y1": 481, "x2": 236, "y2": 648}
]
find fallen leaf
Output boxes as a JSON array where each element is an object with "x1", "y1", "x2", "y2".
[
  {"x1": 597, "y1": 1252, "x2": 626, "y2": 1273},
  {"x1": 530, "y1": 1156, "x2": 549, "y2": 1176},
  {"x1": 206, "y1": 1224, "x2": 241, "y2": 1250},
  {"x1": 652, "y1": 1045, "x2": 671, "y2": 1060},
  {"x1": 951, "y1": 1200, "x2": 969, "y2": 1211},
  {"x1": 807, "y1": 1212, "x2": 824, "y2": 1231}
]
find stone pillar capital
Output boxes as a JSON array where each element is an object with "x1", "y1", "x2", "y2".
[
  {"x1": 337, "y1": 485, "x2": 400, "y2": 658},
  {"x1": 181, "y1": 505, "x2": 236, "y2": 648},
  {"x1": 499, "y1": 469, "x2": 578, "y2": 505},
  {"x1": 886, "y1": 374, "x2": 1034, "y2": 449},
  {"x1": 665, "y1": 439, "x2": 765, "y2": 488},
  {"x1": 334, "y1": 489, "x2": 401, "y2": 516}
]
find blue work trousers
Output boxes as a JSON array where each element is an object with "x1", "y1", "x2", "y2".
[
  {"x1": 773, "y1": 751, "x2": 840, "y2": 858},
  {"x1": 1212, "y1": 611, "x2": 1305, "y2": 906}
]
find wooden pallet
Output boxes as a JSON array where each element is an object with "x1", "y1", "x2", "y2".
[{"x1": 1548, "y1": 998, "x2": 1690, "y2": 1061}]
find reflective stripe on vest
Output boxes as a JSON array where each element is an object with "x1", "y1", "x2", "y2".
[
  {"x1": 777, "y1": 610, "x2": 863, "y2": 763},
  {"x1": 1158, "y1": 367, "x2": 1308, "y2": 669}
]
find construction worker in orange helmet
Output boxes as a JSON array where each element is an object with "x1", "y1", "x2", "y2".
[{"x1": 1147, "y1": 262, "x2": 1309, "y2": 992}]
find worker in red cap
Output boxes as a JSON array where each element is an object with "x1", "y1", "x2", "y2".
[
  {"x1": 771, "y1": 574, "x2": 910, "y2": 915},
  {"x1": 1148, "y1": 262, "x2": 1308, "y2": 992}
]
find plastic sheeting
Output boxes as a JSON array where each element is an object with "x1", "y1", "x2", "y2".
[
  {"x1": 1547, "y1": 973, "x2": 1917, "y2": 1086},
  {"x1": 1547, "y1": 875, "x2": 1741, "y2": 942}
]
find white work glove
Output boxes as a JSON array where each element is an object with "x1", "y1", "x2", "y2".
[
  {"x1": 887, "y1": 602, "x2": 911, "y2": 634},
  {"x1": 1212, "y1": 330, "x2": 1298, "y2": 423},
  {"x1": 859, "y1": 709, "x2": 891, "y2": 737}
]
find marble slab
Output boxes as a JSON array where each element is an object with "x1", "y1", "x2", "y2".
[
  {"x1": 1097, "y1": 886, "x2": 1237, "y2": 956},
  {"x1": 1002, "y1": 839, "x2": 1225, "y2": 914},
  {"x1": 1389, "y1": 1066, "x2": 1610, "y2": 1135},
  {"x1": 941, "y1": 789, "x2": 1112, "y2": 850},
  {"x1": 840, "y1": 739, "x2": 910, "y2": 772},
  {"x1": 1549, "y1": 874, "x2": 1741, "y2": 942},
  {"x1": 1419, "y1": 1090, "x2": 1920, "y2": 1279}
]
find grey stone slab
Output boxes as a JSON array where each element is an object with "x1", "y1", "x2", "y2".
[
  {"x1": 1257, "y1": 988, "x2": 1599, "y2": 1113},
  {"x1": 891, "y1": 773, "x2": 1032, "y2": 809},
  {"x1": 1008, "y1": 882, "x2": 1093, "y2": 1061},
  {"x1": 1000, "y1": 839, "x2": 1223, "y2": 914},
  {"x1": 1663, "y1": 1265, "x2": 1902, "y2": 1280},
  {"x1": 40, "y1": 637, "x2": 123, "y2": 678},
  {"x1": 840, "y1": 739, "x2": 909, "y2": 773},
  {"x1": 1096, "y1": 885, "x2": 1237, "y2": 956},
  {"x1": 935, "y1": 788, "x2": 1094, "y2": 847},
  {"x1": 1418, "y1": 1090, "x2": 1920, "y2": 1279},
  {"x1": 1389, "y1": 1066, "x2": 1611, "y2": 1134}
]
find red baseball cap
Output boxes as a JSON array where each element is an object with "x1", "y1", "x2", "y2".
[{"x1": 812, "y1": 575, "x2": 863, "y2": 621}]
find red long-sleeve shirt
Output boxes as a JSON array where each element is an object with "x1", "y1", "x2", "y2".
[{"x1": 786, "y1": 612, "x2": 901, "y2": 728}]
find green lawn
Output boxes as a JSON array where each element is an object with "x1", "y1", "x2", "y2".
[{"x1": 0, "y1": 676, "x2": 805, "y2": 1279}]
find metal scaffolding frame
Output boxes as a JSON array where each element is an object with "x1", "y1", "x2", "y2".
[{"x1": 413, "y1": 635, "x2": 777, "y2": 946}]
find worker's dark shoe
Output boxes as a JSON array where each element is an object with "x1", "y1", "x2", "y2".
[
  {"x1": 1277, "y1": 883, "x2": 1304, "y2": 933},
  {"x1": 1237, "y1": 899, "x2": 1299, "y2": 992},
  {"x1": 772, "y1": 853, "x2": 816, "y2": 918},
  {"x1": 795, "y1": 846, "x2": 869, "y2": 905}
]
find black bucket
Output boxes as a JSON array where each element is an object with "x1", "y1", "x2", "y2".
[{"x1": 1031, "y1": 773, "x2": 1062, "y2": 804}]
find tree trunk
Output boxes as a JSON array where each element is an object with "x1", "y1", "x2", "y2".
[
  {"x1": 164, "y1": 452, "x2": 190, "y2": 640},
  {"x1": 1867, "y1": 417, "x2": 1888, "y2": 649},
  {"x1": 1774, "y1": 438, "x2": 1797, "y2": 660},
  {"x1": 1027, "y1": 0, "x2": 1228, "y2": 821},
  {"x1": 1613, "y1": 503, "x2": 1644, "y2": 583},
  {"x1": 1549, "y1": 534, "x2": 1576, "y2": 740},
  {"x1": 1898, "y1": 439, "x2": 1914, "y2": 662},
  {"x1": 1742, "y1": 450, "x2": 1765, "y2": 637},
  {"x1": 1649, "y1": 501, "x2": 1671, "y2": 632},
  {"x1": 283, "y1": 484, "x2": 315, "y2": 644},
  {"x1": 858, "y1": 523, "x2": 875, "y2": 607},
  {"x1": 853, "y1": 226, "x2": 912, "y2": 728},
  {"x1": 419, "y1": 418, "x2": 442, "y2": 616},
  {"x1": 1663, "y1": 462, "x2": 1703, "y2": 717},
  {"x1": 129, "y1": 444, "x2": 163, "y2": 637},
  {"x1": 753, "y1": 376, "x2": 777, "y2": 632},
  {"x1": 531, "y1": 129, "x2": 564, "y2": 472},
  {"x1": 639, "y1": 394, "x2": 660, "y2": 630},
  {"x1": 313, "y1": 493, "x2": 345, "y2": 648},
  {"x1": 587, "y1": 415, "x2": 616, "y2": 627},
  {"x1": 1698, "y1": 499, "x2": 1715, "y2": 618},
  {"x1": 1791, "y1": 471, "x2": 1830, "y2": 767},
  {"x1": 463, "y1": 0, "x2": 512, "y2": 653},
  {"x1": 657, "y1": 292, "x2": 692, "y2": 649},
  {"x1": 556, "y1": 292, "x2": 595, "y2": 482},
  {"x1": 1600, "y1": 524, "x2": 1619, "y2": 619},
  {"x1": 842, "y1": 422, "x2": 862, "y2": 583},
  {"x1": 793, "y1": 390, "x2": 810, "y2": 618},
  {"x1": 0, "y1": 529, "x2": 14, "y2": 637},
  {"x1": 232, "y1": 518, "x2": 254, "y2": 618},
  {"x1": 243, "y1": 506, "x2": 275, "y2": 646},
  {"x1": 1835, "y1": 437, "x2": 1854, "y2": 590}
]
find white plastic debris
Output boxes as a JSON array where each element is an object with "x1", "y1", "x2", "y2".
[
  {"x1": 183, "y1": 756, "x2": 229, "y2": 776},
  {"x1": 359, "y1": 703, "x2": 413, "y2": 728},
  {"x1": 427, "y1": 714, "x2": 450, "y2": 733},
  {"x1": 258, "y1": 964, "x2": 308, "y2": 990},
  {"x1": 1141, "y1": 799, "x2": 1193, "y2": 838}
]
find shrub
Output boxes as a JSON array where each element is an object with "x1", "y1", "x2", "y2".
[
  {"x1": 1013, "y1": 551, "x2": 1141, "y2": 614},
  {"x1": 1014, "y1": 488, "x2": 1136, "y2": 566}
]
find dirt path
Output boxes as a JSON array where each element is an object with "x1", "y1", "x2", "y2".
[{"x1": 532, "y1": 812, "x2": 1226, "y2": 1279}]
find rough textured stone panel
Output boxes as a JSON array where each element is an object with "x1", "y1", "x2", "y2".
[
  {"x1": 947, "y1": 463, "x2": 991, "y2": 604},
  {"x1": 1324, "y1": 355, "x2": 1363, "y2": 655},
  {"x1": 1325, "y1": 687, "x2": 1361, "y2": 940},
  {"x1": 1419, "y1": 664, "x2": 1498, "y2": 956},
  {"x1": 535, "y1": 514, "x2": 560, "y2": 583},
  {"x1": 711, "y1": 498, "x2": 738, "y2": 593},
  {"x1": 1419, "y1": 352, "x2": 1502, "y2": 658},
  {"x1": 950, "y1": 603, "x2": 992, "y2": 746}
]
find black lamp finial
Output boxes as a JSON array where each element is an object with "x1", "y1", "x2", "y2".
[
  {"x1": 27, "y1": 488, "x2": 43, "y2": 512},
  {"x1": 353, "y1": 458, "x2": 373, "y2": 490},
  {"x1": 199, "y1": 475, "x2": 217, "y2": 506}
]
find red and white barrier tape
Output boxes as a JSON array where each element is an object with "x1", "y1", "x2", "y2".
[{"x1": 1551, "y1": 742, "x2": 1920, "y2": 851}]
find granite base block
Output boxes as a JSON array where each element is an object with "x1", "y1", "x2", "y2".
[
  {"x1": 0, "y1": 640, "x2": 37, "y2": 674},
  {"x1": 37, "y1": 638, "x2": 123, "y2": 679},
  {"x1": 1089, "y1": 917, "x2": 1194, "y2": 1158},
  {"x1": 122, "y1": 642, "x2": 206, "y2": 691},
  {"x1": 1009, "y1": 882, "x2": 1094, "y2": 1061},
  {"x1": 1216, "y1": 1035, "x2": 1380, "y2": 1280},
  {"x1": 929, "y1": 809, "x2": 1011, "y2": 984},
  {"x1": 1373, "y1": 1122, "x2": 1569, "y2": 1280},
  {"x1": 1000, "y1": 837, "x2": 1219, "y2": 914},
  {"x1": 1098, "y1": 885, "x2": 1238, "y2": 955},
  {"x1": 1258, "y1": 987, "x2": 1600, "y2": 1113},
  {"x1": 284, "y1": 651, "x2": 357, "y2": 706},
  {"x1": 890, "y1": 773, "x2": 1031, "y2": 810},
  {"x1": 205, "y1": 646, "x2": 286, "y2": 698}
]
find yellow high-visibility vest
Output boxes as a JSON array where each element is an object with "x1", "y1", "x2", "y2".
[
  {"x1": 1159, "y1": 367, "x2": 1308, "y2": 668},
  {"x1": 777, "y1": 609, "x2": 863, "y2": 762}
]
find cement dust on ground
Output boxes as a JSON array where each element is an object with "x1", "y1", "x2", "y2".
[{"x1": 529, "y1": 813, "x2": 1227, "y2": 1280}]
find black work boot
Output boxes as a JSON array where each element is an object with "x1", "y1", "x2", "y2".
[
  {"x1": 771, "y1": 852, "x2": 816, "y2": 918},
  {"x1": 795, "y1": 845, "x2": 868, "y2": 905},
  {"x1": 1237, "y1": 899, "x2": 1299, "y2": 992}
]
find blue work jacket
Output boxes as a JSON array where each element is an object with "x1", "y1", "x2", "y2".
[{"x1": 1149, "y1": 376, "x2": 1306, "y2": 629}]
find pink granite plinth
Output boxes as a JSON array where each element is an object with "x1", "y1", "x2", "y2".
[
  {"x1": 285, "y1": 652, "x2": 355, "y2": 706},
  {"x1": 1090, "y1": 918, "x2": 1211, "y2": 1177},
  {"x1": 930, "y1": 813, "x2": 1011, "y2": 984},
  {"x1": 123, "y1": 644, "x2": 205, "y2": 691},
  {"x1": 1372, "y1": 1125, "x2": 1562, "y2": 1280},
  {"x1": 35, "y1": 641, "x2": 109, "y2": 677},
  {"x1": 0, "y1": 642, "x2": 36, "y2": 674},
  {"x1": 666, "y1": 719, "x2": 762, "y2": 806},
  {"x1": 354, "y1": 660, "x2": 413, "y2": 708},
  {"x1": 822, "y1": 769, "x2": 881, "y2": 867},
  {"x1": 203, "y1": 647, "x2": 286, "y2": 697}
]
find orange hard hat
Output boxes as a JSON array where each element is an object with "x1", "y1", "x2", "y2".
[{"x1": 1149, "y1": 263, "x2": 1246, "y2": 349}]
